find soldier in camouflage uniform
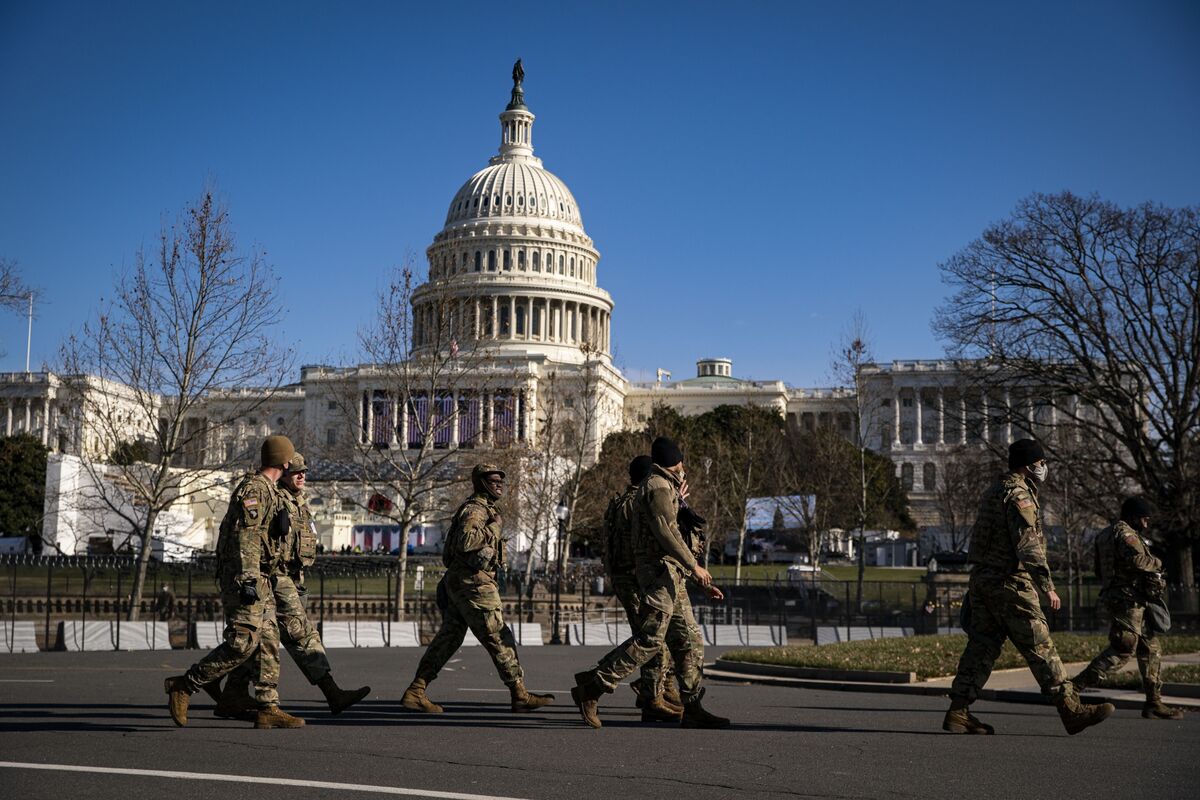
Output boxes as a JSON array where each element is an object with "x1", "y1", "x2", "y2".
[
  {"x1": 945, "y1": 438, "x2": 1113, "y2": 736},
  {"x1": 216, "y1": 453, "x2": 371, "y2": 719},
  {"x1": 1074, "y1": 497, "x2": 1184, "y2": 720},
  {"x1": 602, "y1": 454, "x2": 682, "y2": 722},
  {"x1": 573, "y1": 438, "x2": 729, "y2": 729},
  {"x1": 400, "y1": 464, "x2": 554, "y2": 713},
  {"x1": 165, "y1": 435, "x2": 304, "y2": 729}
]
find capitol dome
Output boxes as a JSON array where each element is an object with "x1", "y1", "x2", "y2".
[{"x1": 413, "y1": 65, "x2": 613, "y2": 366}]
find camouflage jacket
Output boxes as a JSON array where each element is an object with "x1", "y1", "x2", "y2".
[
  {"x1": 632, "y1": 464, "x2": 699, "y2": 574},
  {"x1": 279, "y1": 488, "x2": 319, "y2": 577},
  {"x1": 602, "y1": 484, "x2": 640, "y2": 578},
  {"x1": 967, "y1": 472, "x2": 1055, "y2": 595},
  {"x1": 215, "y1": 471, "x2": 288, "y2": 589},
  {"x1": 442, "y1": 492, "x2": 504, "y2": 575},
  {"x1": 1096, "y1": 520, "x2": 1162, "y2": 601}
]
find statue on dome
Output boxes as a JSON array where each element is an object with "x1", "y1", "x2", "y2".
[{"x1": 512, "y1": 58, "x2": 524, "y2": 88}]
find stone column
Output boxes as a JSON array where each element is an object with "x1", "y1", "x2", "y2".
[
  {"x1": 491, "y1": 296, "x2": 499, "y2": 338},
  {"x1": 357, "y1": 390, "x2": 364, "y2": 444},
  {"x1": 388, "y1": 394, "x2": 398, "y2": 447},
  {"x1": 509, "y1": 296, "x2": 516, "y2": 339},
  {"x1": 981, "y1": 394, "x2": 990, "y2": 442},
  {"x1": 474, "y1": 299, "x2": 481, "y2": 339},
  {"x1": 526, "y1": 297, "x2": 533, "y2": 341},
  {"x1": 959, "y1": 395, "x2": 967, "y2": 445},
  {"x1": 450, "y1": 390, "x2": 460, "y2": 447},
  {"x1": 937, "y1": 388, "x2": 945, "y2": 445},
  {"x1": 892, "y1": 392, "x2": 901, "y2": 446},
  {"x1": 40, "y1": 399, "x2": 49, "y2": 446},
  {"x1": 364, "y1": 390, "x2": 374, "y2": 446},
  {"x1": 400, "y1": 397, "x2": 409, "y2": 448},
  {"x1": 914, "y1": 389, "x2": 924, "y2": 445},
  {"x1": 24, "y1": 399, "x2": 31, "y2": 435},
  {"x1": 483, "y1": 391, "x2": 494, "y2": 446},
  {"x1": 6, "y1": 403, "x2": 12, "y2": 436},
  {"x1": 1004, "y1": 390, "x2": 1013, "y2": 444}
]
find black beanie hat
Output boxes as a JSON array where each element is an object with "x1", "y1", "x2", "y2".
[
  {"x1": 1120, "y1": 496, "x2": 1154, "y2": 521},
  {"x1": 651, "y1": 437, "x2": 683, "y2": 468},
  {"x1": 1007, "y1": 438, "x2": 1045, "y2": 471},
  {"x1": 628, "y1": 455, "x2": 654, "y2": 485}
]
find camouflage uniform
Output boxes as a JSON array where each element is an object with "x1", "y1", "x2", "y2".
[
  {"x1": 413, "y1": 484, "x2": 523, "y2": 687},
  {"x1": 949, "y1": 472, "x2": 1075, "y2": 705},
  {"x1": 1076, "y1": 521, "x2": 1166, "y2": 700},
  {"x1": 181, "y1": 471, "x2": 287, "y2": 706},
  {"x1": 602, "y1": 484, "x2": 672, "y2": 700},
  {"x1": 586, "y1": 464, "x2": 705, "y2": 703},
  {"x1": 225, "y1": 482, "x2": 330, "y2": 692}
]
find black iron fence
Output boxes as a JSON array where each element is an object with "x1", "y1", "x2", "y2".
[{"x1": 1, "y1": 554, "x2": 1196, "y2": 653}]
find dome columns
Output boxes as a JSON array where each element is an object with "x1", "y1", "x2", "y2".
[{"x1": 413, "y1": 293, "x2": 610, "y2": 354}]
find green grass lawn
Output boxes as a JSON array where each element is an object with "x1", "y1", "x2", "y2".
[{"x1": 722, "y1": 633, "x2": 1200, "y2": 680}]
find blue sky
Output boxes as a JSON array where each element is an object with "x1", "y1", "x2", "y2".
[{"x1": 1, "y1": 0, "x2": 1197, "y2": 386}]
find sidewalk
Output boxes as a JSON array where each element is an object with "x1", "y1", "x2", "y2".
[{"x1": 707, "y1": 654, "x2": 1200, "y2": 712}]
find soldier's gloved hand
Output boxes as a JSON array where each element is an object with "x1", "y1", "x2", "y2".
[
  {"x1": 238, "y1": 580, "x2": 259, "y2": 605},
  {"x1": 1144, "y1": 573, "x2": 1167, "y2": 599}
]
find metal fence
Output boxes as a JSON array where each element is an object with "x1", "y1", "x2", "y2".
[{"x1": 1, "y1": 554, "x2": 1196, "y2": 653}]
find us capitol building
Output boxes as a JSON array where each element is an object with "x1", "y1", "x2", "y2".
[{"x1": 0, "y1": 67, "x2": 1046, "y2": 554}]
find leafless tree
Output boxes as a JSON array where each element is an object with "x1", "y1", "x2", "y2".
[
  {"x1": 935, "y1": 192, "x2": 1200, "y2": 590},
  {"x1": 319, "y1": 263, "x2": 507, "y2": 619},
  {"x1": 0, "y1": 257, "x2": 36, "y2": 361},
  {"x1": 931, "y1": 445, "x2": 993, "y2": 554},
  {"x1": 59, "y1": 189, "x2": 293, "y2": 619}
]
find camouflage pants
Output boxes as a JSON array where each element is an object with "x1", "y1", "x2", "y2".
[
  {"x1": 225, "y1": 574, "x2": 331, "y2": 695},
  {"x1": 184, "y1": 583, "x2": 281, "y2": 706},
  {"x1": 611, "y1": 573, "x2": 674, "y2": 699},
  {"x1": 949, "y1": 574, "x2": 1070, "y2": 704},
  {"x1": 587, "y1": 562, "x2": 705, "y2": 704},
  {"x1": 1077, "y1": 598, "x2": 1162, "y2": 701},
  {"x1": 415, "y1": 570, "x2": 523, "y2": 687}
]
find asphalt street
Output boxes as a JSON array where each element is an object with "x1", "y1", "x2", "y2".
[{"x1": 0, "y1": 646, "x2": 1196, "y2": 800}]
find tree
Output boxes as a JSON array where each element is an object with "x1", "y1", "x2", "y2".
[
  {"x1": 931, "y1": 445, "x2": 993, "y2": 554},
  {"x1": 0, "y1": 434, "x2": 48, "y2": 548},
  {"x1": 935, "y1": 192, "x2": 1200, "y2": 587},
  {"x1": 320, "y1": 262, "x2": 503, "y2": 619},
  {"x1": 60, "y1": 189, "x2": 292, "y2": 619},
  {"x1": 0, "y1": 257, "x2": 35, "y2": 361}
]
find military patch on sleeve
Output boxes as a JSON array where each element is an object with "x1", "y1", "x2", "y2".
[
  {"x1": 1124, "y1": 533, "x2": 1140, "y2": 546},
  {"x1": 243, "y1": 497, "x2": 259, "y2": 508},
  {"x1": 1016, "y1": 498, "x2": 1034, "y2": 509}
]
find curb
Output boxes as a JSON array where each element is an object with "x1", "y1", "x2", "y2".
[{"x1": 706, "y1": 661, "x2": 1199, "y2": 712}]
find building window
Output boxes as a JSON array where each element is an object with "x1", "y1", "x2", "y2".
[
  {"x1": 901, "y1": 463, "x2": 914, "y2": 490},
  {"x1": 474, "y1": 251, "x2": 482, "y2": 271},
  {"x1": 923, "y1": 462, "x2": 937, "y2": 492},
  {"x1": 532, "y1": 251, "x2": 540, "y2": 271},
  {"x1": 518, "y1": 250, "x2": 525, "y2": 269},
  {"x1": 902, "y1": 397, "x2": 913, "y2": 408},
  {"x1": 327, "y1": 428, "x2": 337, "y2": 446},
  {"x1": 503, "y1": 250, "x2": 511, "y2": 270},
  {"x1": 327, "y1": 400, "x2": 337, "y2": 410},
  {"x1": 488, "y1": 250, "x2": 496, "y2": 271},
  {"x1": 558, "y1": 255, "x2": 564, "y2": 274}
]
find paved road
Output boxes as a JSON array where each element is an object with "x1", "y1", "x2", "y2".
[{"x1": 1, "y1": 647, "x2": 1196, "y2": 799}]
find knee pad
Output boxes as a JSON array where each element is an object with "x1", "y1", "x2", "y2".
[{"x1": 1110, "y1": 629, "x2": 1138, "y2": 655}]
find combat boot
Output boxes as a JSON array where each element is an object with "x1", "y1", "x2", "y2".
[
  {"x1": 164, "y1": 676, "x2": 192, "y2": 727},
  {"x1": 641, "y1": 694, "x2": 684, "y2": 723},
  {"x1": 662, "y1": 681, "x2": 683, "y2": 709},
  {"x1": 254, "y1": 705, "x2": 306, "y2": 729},
  {"x1": 1142, "y1": 700, "x2": 1185, "y2": 720},
  {"x1": 1056, "y1": 697, "x2": 1114, "y2": 735},
  {"x1": 571, "y1": 671, "x2": 606, "y2": 729},
  {"x1": 510, "y1": 680, "x2": 555, "y2": 712},
  {"x1": 318, "y1": 674, "x2": 371, "y2": 715},
  {"x1": 214, "y1": 690, "x2": 259, "y2": 722},
  {"x1": 942, "y1": 700, "x2": 995, "y2": 735},
  {"x1": 680, "y1": 688, "x2": 730, "y2": 729},
  {"x1": 401, "y1": 678, "x2": 443, "y2": 713},
  {"x1": 632, "y1": 682, "x2": 683, "y2": 714}
]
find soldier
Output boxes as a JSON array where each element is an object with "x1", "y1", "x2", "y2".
[
  {"x1": 944, "y1": 438, "x2": 1113, "y2": 736},
  {"x1": 400, "y1": 464, "x2": 554, "y2": 713},
  {"x1": 572, "y1": 437, "x2": 729, "y2": 729},
  {"x1": 1073, "y1": 497, "x2": 1184, "y2": 720},
  {"x1": 602, "y1": 454, "x2": 682, "y2": 722},
  {"x1": 164, "y1": 435, "x2": 304, "y2": 729},
  {"x1": 214, "y1": 452, "x2": 371, "y2": 720}
]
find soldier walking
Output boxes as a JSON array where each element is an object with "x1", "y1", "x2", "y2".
[
  {"x1": 602, "y1": 454, "x2": 682, "y2": 722},
  {"x1": 944, "y1": 438, "x2": 1113, "y2": 735},
  {"x1": 165, "y1": 435, "x2": 304, "y2": 729},
  {"x1": 1073, "y1": 497, "x2": 1184, "y2": 720},
  {"x1": 572, "y1": 437, "x2": 729, "y2": 729},
  {"x1": 214, "y1": 452, "x2": 371, "y2": 720},
  {"x1": 400, "y1": 463, "x2": 554, "y2": 713}
]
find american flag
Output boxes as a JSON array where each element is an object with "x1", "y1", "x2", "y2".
[{"x1": 449, "y1": 339, "x2": 459, "y2": 358}]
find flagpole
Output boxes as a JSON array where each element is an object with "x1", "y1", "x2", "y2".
[{"x1": 25, "y1": 291, "x2": 33, "y2": 373}]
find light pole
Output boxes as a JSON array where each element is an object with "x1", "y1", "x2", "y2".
[{"x1": 549, "y1": 499, "x2": 569, "y2": 644}]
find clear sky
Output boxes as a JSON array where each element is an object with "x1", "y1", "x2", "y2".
[{"x1": 1, "y1": 0, "x2": 1197, "y2": 386}]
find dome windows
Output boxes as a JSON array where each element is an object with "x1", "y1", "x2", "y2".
[
  {"x1": 517, "y1": 250, "x2": 526, "y2": 270},
  {"x1": 474, "y1": 251, "x2": 482, "y2": 271},
  {"x1": 532, "y1": 251, "x2": 540, "y2": 271},
  {"x1": 487, "y1": 250, "x2": 496, "y2": 271}
]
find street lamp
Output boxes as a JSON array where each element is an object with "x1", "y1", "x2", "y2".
[{"x1": 549, "y1": 499, "x2": 569, "y2": 645}]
